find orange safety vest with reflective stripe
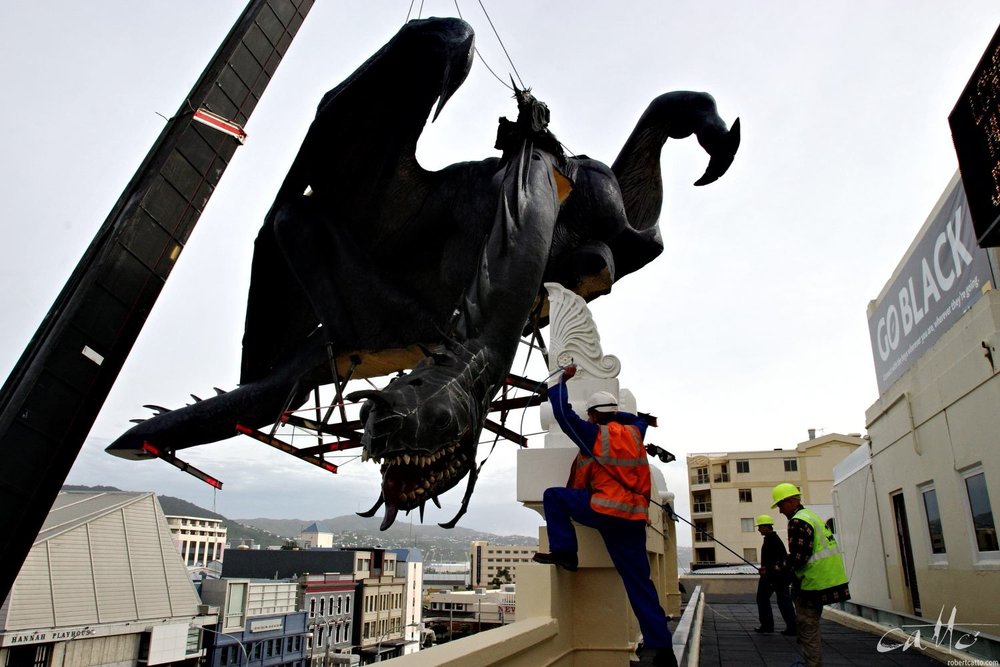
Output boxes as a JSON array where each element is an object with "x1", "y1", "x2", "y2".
[{"x1": 568, "y1": 423, "x2": 651, "y2": 521}]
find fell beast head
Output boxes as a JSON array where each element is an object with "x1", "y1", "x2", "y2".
[{"x1": 347, "y1": 341, "x2": 493, "y2": 529}]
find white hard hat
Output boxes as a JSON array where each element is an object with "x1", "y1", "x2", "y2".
[{"x1": 586, "y1": 391, "x2": 618, "y2": 413}]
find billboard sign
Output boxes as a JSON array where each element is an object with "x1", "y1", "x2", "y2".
[{"x1": 868, "y1": 176, "x2": 995, "y2": 393}]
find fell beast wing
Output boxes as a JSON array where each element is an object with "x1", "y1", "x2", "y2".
[{"x1": 241, "y1": 18, "x2": 475, "y2": 383}]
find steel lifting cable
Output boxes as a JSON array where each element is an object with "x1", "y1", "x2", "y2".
[
  {"x1": 475, "y1": 0, "x2": 525, "y2": 90},
  {"x1": 404, "y1": 0, "x2": 426, "y2": 23},
  {"x1": 450, "y1": 1, "x2": 519, "y2": 91}
]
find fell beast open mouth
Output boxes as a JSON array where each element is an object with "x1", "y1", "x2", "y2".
[
  {"x1": 357, "y1": 431, "x2": 478, "y2": 530},
  {"x1": 347, "y1": 341, "x2": 492, "y2": 530}
]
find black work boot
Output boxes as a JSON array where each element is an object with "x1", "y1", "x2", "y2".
[
  {"x1": 531, "y1": 551, "x2": 578, "y2": 571},
  {"x1": 636, "y1": 646, "x2": 678, "y2": 667}
]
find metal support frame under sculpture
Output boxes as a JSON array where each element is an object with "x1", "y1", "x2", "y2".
[{"x1": 107, "y1": 17, "x2": 740, "y2": 529}]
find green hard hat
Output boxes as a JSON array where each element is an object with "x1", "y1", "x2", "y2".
[
  {"x1": 754, "y1": 514, "x2": 775, "y2": 526},
  {"x1": 771, "y1": 483, "x2": 801, "y2": 508}
]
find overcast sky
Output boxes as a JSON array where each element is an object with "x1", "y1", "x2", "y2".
[{"x1": 1, "y1": 2, "x2": 998, "y2": 544}]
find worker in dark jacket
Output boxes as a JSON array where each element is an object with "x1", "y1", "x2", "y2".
[{"x1": 753, "y1": 514, "x2": 796, "y2": 635}]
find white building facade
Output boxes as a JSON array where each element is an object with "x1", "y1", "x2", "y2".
[
  {"x1": 0, "y1": 491, "x2": 214, "y2": 667},
  {"x1": 165, "y1": 515, "x2": 227, "y2": 567},
  {"x1": 468, "y1": 542, "x2": 535, "y2": 588},
  {"x1": 836, "y1": 173, "x2": 1000, "y2": 628}
]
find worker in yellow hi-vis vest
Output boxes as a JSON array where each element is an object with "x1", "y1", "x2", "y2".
[{"x1": 772, "y1": 483, "x2": 850, "y2": 667}]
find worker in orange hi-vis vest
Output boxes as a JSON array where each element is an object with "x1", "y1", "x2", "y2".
[{"x1": 533, "y1": 364, "x2": 676, "y2": 667}]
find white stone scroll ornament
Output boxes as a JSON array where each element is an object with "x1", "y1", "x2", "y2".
[{"x1": 543, "y1": 282, "x2": 621, "y2": 380}]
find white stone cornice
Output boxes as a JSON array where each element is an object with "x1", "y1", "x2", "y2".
[{"x1": 543, "y1": 282, "x2": 621, "y2": 383}]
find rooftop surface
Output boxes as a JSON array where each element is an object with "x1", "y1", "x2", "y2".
[{"x1": 698, "y1": 594, "x2": 941, "y2": 666}]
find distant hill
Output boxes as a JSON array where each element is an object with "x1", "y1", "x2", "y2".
[
  {"x1": 60, "y1": 484, "x2": 535, "y2": 561},
  {"x1": 235, "y1": 515, "x2": 538, "y2": 563},
  {"x1": 62, "y1": 485, "x2": 288, "y2": 549}
]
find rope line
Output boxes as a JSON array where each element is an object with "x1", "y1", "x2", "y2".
[
  {"x1": 452, "y1": 0, "x2": 514, "y2": 90},
  {"x1": 476, "y1": 0, "x2": 526, "y2": 89}
]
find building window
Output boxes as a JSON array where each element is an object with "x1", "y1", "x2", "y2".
[
  {"x1": 920, "y1": 484, "x2": 947, "y2": 555},
  {"x1": 736, "y1": 459, "x2": 750, "y2": 474},
  {"x1": 308, "y1": 597, "x2": 316, "y2": 618},
  {"x1": 694, "y1": 521, "x2": 711, "y2": 542},
  {"x1": 692, "y1": 491, "x2": 711, "y2": 513},
  {"x1": 319, "y1": 597, "x2": 325, "y2": 616},
  {"x1": 221, "y1": 645, "x2": 240, "y2": 665},
  {"x1": 784, "y1": 458, "x2": 798, "y2": 472},
  {"x1": 224, "y1": 582, "x2": 247, "y2": 630},
  {"x1": 740, "y1": 518, "x2": 755, "y2": 532},
  {"x1": 10, "y1": 644, "x2": 52, "y2": 667},
  {"x1": 738, "y1": 489, "x2": 752, "y2": 503},
  {"x1": 695, "y1": 467, "x2": 709, "y2": 484},
  {"x1": 743, "y1": 548, "x2": 758, "y2": 563},
  {"x1": 963, "y1": 469, "x2": 999, "y2": 553},
  {"x1": 715, "y1": 463, "x2": 730, "y2": 483}
]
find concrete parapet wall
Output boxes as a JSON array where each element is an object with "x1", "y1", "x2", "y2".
[{"x1": 679, "y1": 574, "x2": 758, "y2": 596}]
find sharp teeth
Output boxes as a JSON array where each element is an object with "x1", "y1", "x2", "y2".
[
  {"x1": 403, "y1": 454, "x2": 411, "y2": 465},
  {"x1": 423, "y1": 480, "x2": 431, "y2": 489},
  {"x1": 400, "y1": 492, "x2": 409, "y2": 502},
  {"x1": 362, "y1": 450, "x2": 369, "y2": 462},
  {"x1": 415, "y1": 488, "x2": 425, "y2": 496}
]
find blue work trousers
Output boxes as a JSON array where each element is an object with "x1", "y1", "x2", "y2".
[{"x1": 542, "y1": 486, "x2": 672, "y2": 649}]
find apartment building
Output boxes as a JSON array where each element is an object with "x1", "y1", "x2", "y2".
[
  {"x1": 299, "y1": 573, "x2": 356, "y2": 665},
  {"x1": 390, "y1": 549, "x2": 423, "y2": 656},
  {"x1": 165, "y1": 515, "x2": 227, "y2": 567},
  {"x1": 222, "y1": 548, "x2": 410, "y2": 663},
  {"x1": 687, "y1": 433, "x2": 863, "y2": 567},
  {"x1": 199, "y1": 579, "x2": 308, "y2": 667},
  {"x1": 298, "y1": 523, "x2": 333, "y2": 549},
  {"x1": 426, "y1": 584, "x2": 517, "y2": 636},
  {"x1": 468, "y1": 542, "x2": 535, "y2": 588}
]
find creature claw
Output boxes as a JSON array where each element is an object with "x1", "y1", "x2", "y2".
[
  {"x1": 431, "y1": 495, "x2": 442, "y2": 508},
  {"x1": 357, "y1": 494, "x2": 385, "y2": 518},
  {"x1": 345, "y1": 389, "x2": 391, "y2": 408},
  {"x1": 380, "y1": 502, "x2": 400, "y2": 531},
  {"x1": 694, "y1": 117, "x2": 740, "y2": 186},
  {"x1": 438, "y1": 466, "x2": 478, "y2": 529},
  {"x1": 419, "y1": 502, "x2": 426, "y2": 523},
  {"x1": 143, "y1": 404, "x2": 172, "y2": 415}
]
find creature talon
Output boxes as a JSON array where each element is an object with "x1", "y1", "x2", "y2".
[{"x1": 357, "y1": 494, "x2": 385, "y2": 518}]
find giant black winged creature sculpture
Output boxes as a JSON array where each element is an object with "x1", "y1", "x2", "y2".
[{"x1": 107, "y1": 17, "x2": 739, "y2": 529}]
